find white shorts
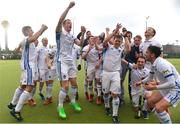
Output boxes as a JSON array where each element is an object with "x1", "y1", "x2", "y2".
[
  {"x1": 164, "y1": 89, "x2": 180, "y2": 107},
  {"x1": 131, "y1": 87, "x2": 152, "y2": 107},
  {"x1": 20, "y1": 67, "x2": 35, "y2": 85},
  {"x1": 34, "y1": 70, "x2": 39, "y2": 81},
  {"x1": 102, "y1": 70, "x2": 121, "y2": 94},
  {"x1": 57, "y1": 61, "x2": 76, "y2": 81},
  {"x1": 48, "y1": 69, "x2": 57, "y2": 81},
  {"x1": 87, "y1": 66, "x2": 100, "y2": 81},
  {"x1": 39, "y1": 69, "x2": 49, "y2": 82}
]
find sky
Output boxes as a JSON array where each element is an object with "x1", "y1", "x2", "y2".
[{"x1": 0, "y1": 0, "x2": 180, "y2": 50}]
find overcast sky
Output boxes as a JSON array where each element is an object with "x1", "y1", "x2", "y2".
[{"x1": 0, "y1": 0, "x2": 180, "y2": 50}]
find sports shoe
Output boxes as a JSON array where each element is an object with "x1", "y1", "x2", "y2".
[
  {"x1": 43, "y1": 97, "x2": 53, "y2": 105},
  {"x1": 85, "y1": 92, "x2": 89, "y2": 100},
  {"x1": 89, "y1": 94, "x2": 93, "y2": 102},
  {"x1": 57, "y1": 107, "x2": 66, "y2": 119},
  {"x1": 70, "y1": 102, "x2": 82, "y2": 112},
  {"x1": 28, "y1": 99, "x2": 36, "y2": 106},
  {"x1": 96, "y1": 96, "x2": 102, "y2": 105},
  {"x1": 112, "y1": 116, "x2": 120, "y2": 124},
  {"x1": 105, "y1": 107, "x2": 112, "y2": 116},
  {"x1": 10, "y1": 109, "x2": 23, "y2": 122},
  {"x1": 143, "y1": 110, "x2": 149, "y2": 119},
  {"x1": 39, "y1": 93, "x2": 45, "y2": 100},
  {"x1": 7, "y1": 103, "x2": 16, "y2": 110}
]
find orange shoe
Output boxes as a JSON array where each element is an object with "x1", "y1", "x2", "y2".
[
  {"x1": 85, "y1": 92, "x2": 89, "y2": 100},
  {"x1": 43, "y1": 97, "x2": 53, "y2": 105},
  {"x1": 96, "y1": 96, "x2": 102, "y2": 105},
  {"x1": 28, "y1": 99, "x2": 36, "y2": 106},
  {"x1": 89, "y1": 94, "x2": 93, "y2": 102}
]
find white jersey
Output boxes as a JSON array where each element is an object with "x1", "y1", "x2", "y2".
[
  {"x1": 143, "y1": 57, "x2": 180, "y2": 90},
  {"x1": 103, "y1": 44, "x2": 124, "y2": 72},
  {"x1": 38, "y1": 46, "x2": 49, "y2": 70},
  {"x1": 129, "y1": 63, "x2": 150, "y2": 84},
  {"x1": 72, "y1": 44, "x2": 81, "y2": 66},
  {"x1": 139, "y1": 38, "x2": 162, "y2": 69},
  {"x1": 34, "y1": 47, "x2": 40, "y2": 72},
  {"x1": 82, "y1": 45, "x2": 99, "y2": 67},
  {"x1": 56, "y1": 31, "x2": 76, "y2": 62},
  {"x1": 20, "y1": 37, "x2": 36, "y2": 70}
]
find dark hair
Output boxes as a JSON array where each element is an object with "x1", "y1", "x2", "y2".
[
  {"x1": 114, "y1": 34, "x2": 123, "y2": 41},
  {"x1": 137, "y1": 56, "x2": 146, "y2": 62},
  {"x1": 147, "y1": 45, "x2": 161, "y2": 58},
  {"x1": 126, "y1": 31, "x2": 133, "y2": 37},
  {"x1": 86, "y1": 35, "x2": 94, "y2": 42}
]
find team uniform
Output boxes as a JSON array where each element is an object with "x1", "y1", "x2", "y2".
[
  {"x1": 139, "y1": 38, "x2": 162, "y2": 69},
  {"x1": 82, "y1": 45, "x2": 101, "y2": 81},
  {"x1": 102, "y1": 43, "x2": 124, "y2": 119},
  {"x1": 128, "y1": 63, "x2": 150, "y2": 107},
  {"x1": 72, "y1": 44, "x2": 81, "y2": 67},
  {"x1": 34, "y1": 47, "x2": 40, "y2": 81},
  {"x1": 38, "y1": 46, "x2": 49, "y2": 82},
  {"x1": 142, "y1": 57, "x2": 180, "y2": 123},
  {"x1": 20, "y1": 38, "x2": 36, "y2": 85},
  {"x1": 102, "y1": 44, "x2": 123, "y2": 94},
  {"x1": 142, "y1": 57, "x2": 180, "y2": 107},
  {"x1": 56, "y1": 31, "x2": 77, "y2": 81}
]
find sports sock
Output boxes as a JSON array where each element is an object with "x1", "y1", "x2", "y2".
[
  {"x1": 154, "y1": 110, "x2": 172, "y2": 124},
  {"x1": 71, "y1": 86, "x2": 77, "y2": 104},
  {"x1": 103, "y1": 94, "x2": 110, "y2": 108},
  {"x1": 112, "y1": 97, "x2": 119, "y2": 116},
  {"x1": 11, "y1": 87, "x2": 23, "y2": 105},
  {"x1": 15, "y1": 90, "x2": 30, "y2": 112},
  {"x1": 88, "y1": 85, "x2": 93, "y2": 95},
  {"x1": 46, "y1": 83, "x2": 53, "y2": 98},
  {"x1": 97, "y1": 84, "x2": 102, "y2": 97},
  {"x1": 58, "y1": 88, "x2": 67, "y2": 107}
]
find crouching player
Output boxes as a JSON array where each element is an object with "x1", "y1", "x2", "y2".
[{"x1": 137, "y1": 46, "x2": 180, "y2": 124}]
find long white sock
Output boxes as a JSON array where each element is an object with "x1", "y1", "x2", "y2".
[
  {"x1": 112, "y1": 97, "x2": 120, "y2": 116},
  {"x1": 97, "y1": 84, "x2": 102, "y2": 97},
  {"x1": 29, "y1": 87, "x2": 36, "y2": 99},
  {"x1": 154, "y1": 110, "x2": 172, "y2": 124},
  {"x1": 11, "y1": 87, "x2": 23, "y2": 105},
  {"x1": 103, "y1": 94, "x2": 110, "y2": 108},
  {"x1": 46, "y1": 83, "x2": 53, "y2": 98},
  {"x1": 58, "y1": 88, "x2": 67, "y2": 107},
  {"x1": 71, "y1": 86, "x2": 77, "y2": 104},
  {"x1": 84, "y1": 80, "x2": 88, "y2": 92},
  {"x1": 88, "y1": 85, "x2": 93, "y2": 95},
  {"x1": 15, "y1": 91, "x2": 30, "y2": 112}
]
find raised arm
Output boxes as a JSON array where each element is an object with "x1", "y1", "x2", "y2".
[
  {"x1": 28, "y1": 24, "x2": 48, "y2": 43},
  {"x1": 123, "y1": 36, "x2": 131, "y2": 54},
  {"x1": 74, "y1": 26, "x2": 86, "y2": 46},
  {"x1": 56, "y1": 1, "x2": 75, "y2": 32},
  {"x1": 103, "y1": 23, "x2": 121, "y2": 45}
]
